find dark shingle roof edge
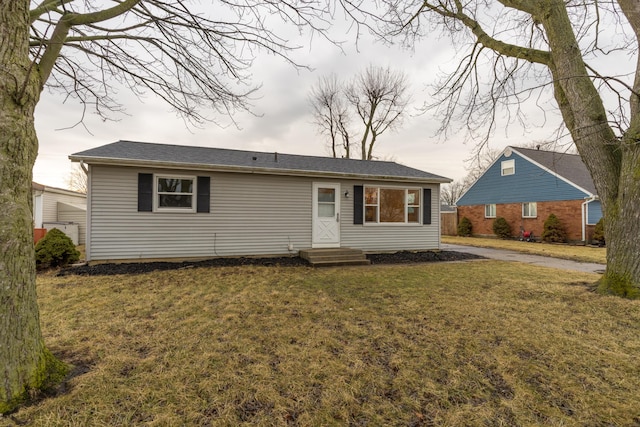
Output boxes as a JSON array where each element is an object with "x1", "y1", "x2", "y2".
[
  {"x1": 512, "y1": 146, "x2": 597, "y2": 195},
  {"x1": 70, "y1": 140, "x2": 452, "y2": 183}
]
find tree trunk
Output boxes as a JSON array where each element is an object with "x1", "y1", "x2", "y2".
[
  {"x1": 598, "y1": 144, "x2": 640, "y2": 297},
  {"x1": 0, "y1": 1, "x2": 67, "y2": 413},
  {"x1": 540, "y1": 0, "x2": 640, "y2": 297}
]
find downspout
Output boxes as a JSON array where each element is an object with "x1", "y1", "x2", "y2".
[
  {"x1": 581, "y1": 196, "x2": 597, "y2": 242},
  {"x1": 84, "y1": 163, "x2": 91, "y2": 262}
]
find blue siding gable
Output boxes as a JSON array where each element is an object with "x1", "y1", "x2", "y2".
[
  {"x1": 587, "y1": 200, "x2": 602, "y2": 225},
  {"x1": 457, "y1": 152, "x2": 590, "y2": 206}
]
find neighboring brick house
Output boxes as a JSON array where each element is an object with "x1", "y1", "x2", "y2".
[{"x1": 456, "y1": 146, "x2": 602, "y2": 242}]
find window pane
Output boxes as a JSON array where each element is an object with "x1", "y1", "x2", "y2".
[
  {"x1": 379, "y1": 189, "x2": 405, "y2": 222},
  {"x1": 365, "y1": 206, "x2": 378, "y2": 222},
  {"x1": 365, "y1": 187, "x2": 378, "y2": 204},
  {"x1": 523, "y1": 202, "x2": 537, "y2": 217},
  {"x1": 158, "y1": 178, "x2": 193, "y2": 193},
  {"x1": 408, "y1": 207, "x2": 419, "y2": 223},
  {"x1": 485, "y1": 204, "x2": 496, "y2": 217},
  {"x1": 159, "y1": 194, "x2": 193, "y2": 208},
  {"x1": 318, "y1": 203, "x2": 335, "y2": 218},
  {"x1": 501, "y1": 160, "x2": 515, "y2": 176},
  {"x1": 407, "y1": 189, "x2": 420, "y2": 205},
  {"x1": 317, "y1": 188, "x2": 335, "y2": 203}
]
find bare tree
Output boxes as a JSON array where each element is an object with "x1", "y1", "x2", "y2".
[
  {"x1": 440, "y1": 180, "x2": 467, "y2": 206},
  {"x1": 67, "y1": 164, "x2": 87, "y2": 194},
  {"x1": 1, "y1": 0, "x2": 334, "y2": 412},
  {"x1": 344, "y1": 0, "x2": 640, "y2": 298},
  {"x1": 346, "y1": 65, "x2": 410, "y2": 160},
  {"x1": 309, "y1": 65, "x2": 410, "y2": 160},
  {"x1": 309, "y1": 74, "x2": 352, "y2": 158}
]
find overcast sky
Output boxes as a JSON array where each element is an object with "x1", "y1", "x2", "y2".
[{"x1": 33, "y1": 8, "x2": 568, "y2": 189}]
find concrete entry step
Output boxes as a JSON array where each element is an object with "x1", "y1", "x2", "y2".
[{"x1": 299, "y1": 248, "x2": 371, "y2": 267}]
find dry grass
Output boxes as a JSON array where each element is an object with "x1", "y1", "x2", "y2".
[
  {"x1": 4, "y1": 261, "x2": 639, "y2": 426},
  {"x1": 442, "y1": 235, "x2": 607, "y2": 264}
]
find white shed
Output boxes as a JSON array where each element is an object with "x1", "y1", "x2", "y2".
[{"x1": 32, "y1": 182, "x2": 87, "y2": 245}]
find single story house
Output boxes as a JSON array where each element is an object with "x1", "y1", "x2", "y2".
[
  {"x1": 456, "y1": 146, "x2": 602, "y2": 242},
  {"x1": 69, "y1": 140, "x2": 451, "y2": 262},
  {"x1": 32, "y1": 182, "x2": 87, "y2": 244}
]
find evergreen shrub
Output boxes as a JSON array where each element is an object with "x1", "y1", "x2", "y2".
[
  {"x1": 457, "y1": 217, "x2": 473, "y2": 237},
  {"x1": 35, "y1": 228, "x2": 80, "y2": 269},
  {"x1": 541, "y1": 213, "x2": 567, "y2": 243},
  {"x1": 492, "y1": 217, "x2": 512, "y2": 239}
]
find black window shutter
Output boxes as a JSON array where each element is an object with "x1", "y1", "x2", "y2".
[
  {"x1": 423, "y1": 188, "x2": 432, "y2": 225},
  {"x1": 197, "y1": 176, "x2": 210, "y2": 213},
  {"x1": 353, "y1": 185, "x2": 363, "y2": 224},
  {"x1": 138, "y1": 173, "x2": 153, "y2": 212}
]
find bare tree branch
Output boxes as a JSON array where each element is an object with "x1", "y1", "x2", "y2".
[
  {"x1": 345, "y1": 65, "x2": 410, "y2": 159},
  {"x1": 28, "y1": 0, "x2": 336, "y2": 127}
]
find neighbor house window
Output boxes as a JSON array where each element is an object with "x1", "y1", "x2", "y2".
[
  {"x1": 485, "y1": 204, "x2": 496, "y2": 218},
  {"x1": 522, "y1": 202, "x2": 537, "y2": 218},
  {"x1": 364, "y1": 187, "x2": 420, "y2": 224},
  {"x1": 501, "y1": 159, "x2": 515, "y2": 176},
  {"x1": 155, "y1": 175, "x2": 196, "y2": 211}
]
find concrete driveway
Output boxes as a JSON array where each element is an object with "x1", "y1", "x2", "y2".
[{"x1": 442, "y1": 243, "x2": 606, "y2": 274}]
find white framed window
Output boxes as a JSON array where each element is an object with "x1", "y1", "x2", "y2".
[
  {"x1": 522, "y1": 202, "x2": 537, "y2": 218},
  {"x1": 155, "y1": 175, "x2": 196, "y2": 212},
  {"x1": 485, "y1": 204, "x2": 496, "y2": 218},
  {"x1": 501, "y1": 159, "x2": 515, "y2": 176},
  {"x1": 364, "y1": 186, "x2": 421, "y2": 224}
]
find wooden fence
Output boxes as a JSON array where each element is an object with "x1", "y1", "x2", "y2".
[{"x1": 440, "y1": 211, "x2": 458, "y2": 236}]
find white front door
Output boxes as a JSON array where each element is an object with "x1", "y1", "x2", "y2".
[{"x1": 312, "y1": 182, "x2": 341, "y2": 248}]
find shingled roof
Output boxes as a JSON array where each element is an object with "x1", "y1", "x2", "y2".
[
  {"x1": 513, "y1": 146, "x2": 597, "y2": 194},
  {"x1": 70, "y1": 140, "x2": 450, "y2": 183}
]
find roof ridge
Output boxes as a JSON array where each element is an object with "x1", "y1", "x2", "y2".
[
  {"x1": 117, "y1": 139, "x2": 400, "y2": 165},
  {"x1": 512, "y1": 145, "x2": 581, "y2": 157}
]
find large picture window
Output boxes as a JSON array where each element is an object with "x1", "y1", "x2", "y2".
[
  {"x1": 364, "y1": 187, "x2": 421, "y2": 224},
  {"x1": 156, "y1": 175, "x2": 196, "y2": 211}
]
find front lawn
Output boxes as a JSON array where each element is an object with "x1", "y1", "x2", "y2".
[
  {"x1": 442, "y1": 235, "x2": 607, "y2": 264},
  {"x1": 6, "y1": 262, "x2": 639, "y2": 426}
]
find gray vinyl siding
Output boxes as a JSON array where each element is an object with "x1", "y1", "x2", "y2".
[
  {"x1": 88, "y1": 165, "x2": 441, "y2": 261},
  {"x1": 89, "y1": 166, "x2": 312, "y2": 260},
  {"x1": 42, "y1": 191, "x2": 86, "y2": 224},
  {"x1": 57, "y1": 203, "x2": 87, "y2": 244}
]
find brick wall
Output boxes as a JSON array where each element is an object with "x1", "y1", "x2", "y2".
[{"x1": 457, "y1": 200, "x2": 587, "y2": 241}]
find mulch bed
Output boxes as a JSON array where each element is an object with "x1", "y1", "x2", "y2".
[{"x1": 57, "y1": 250, "x2": 484, "y2": 277}]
